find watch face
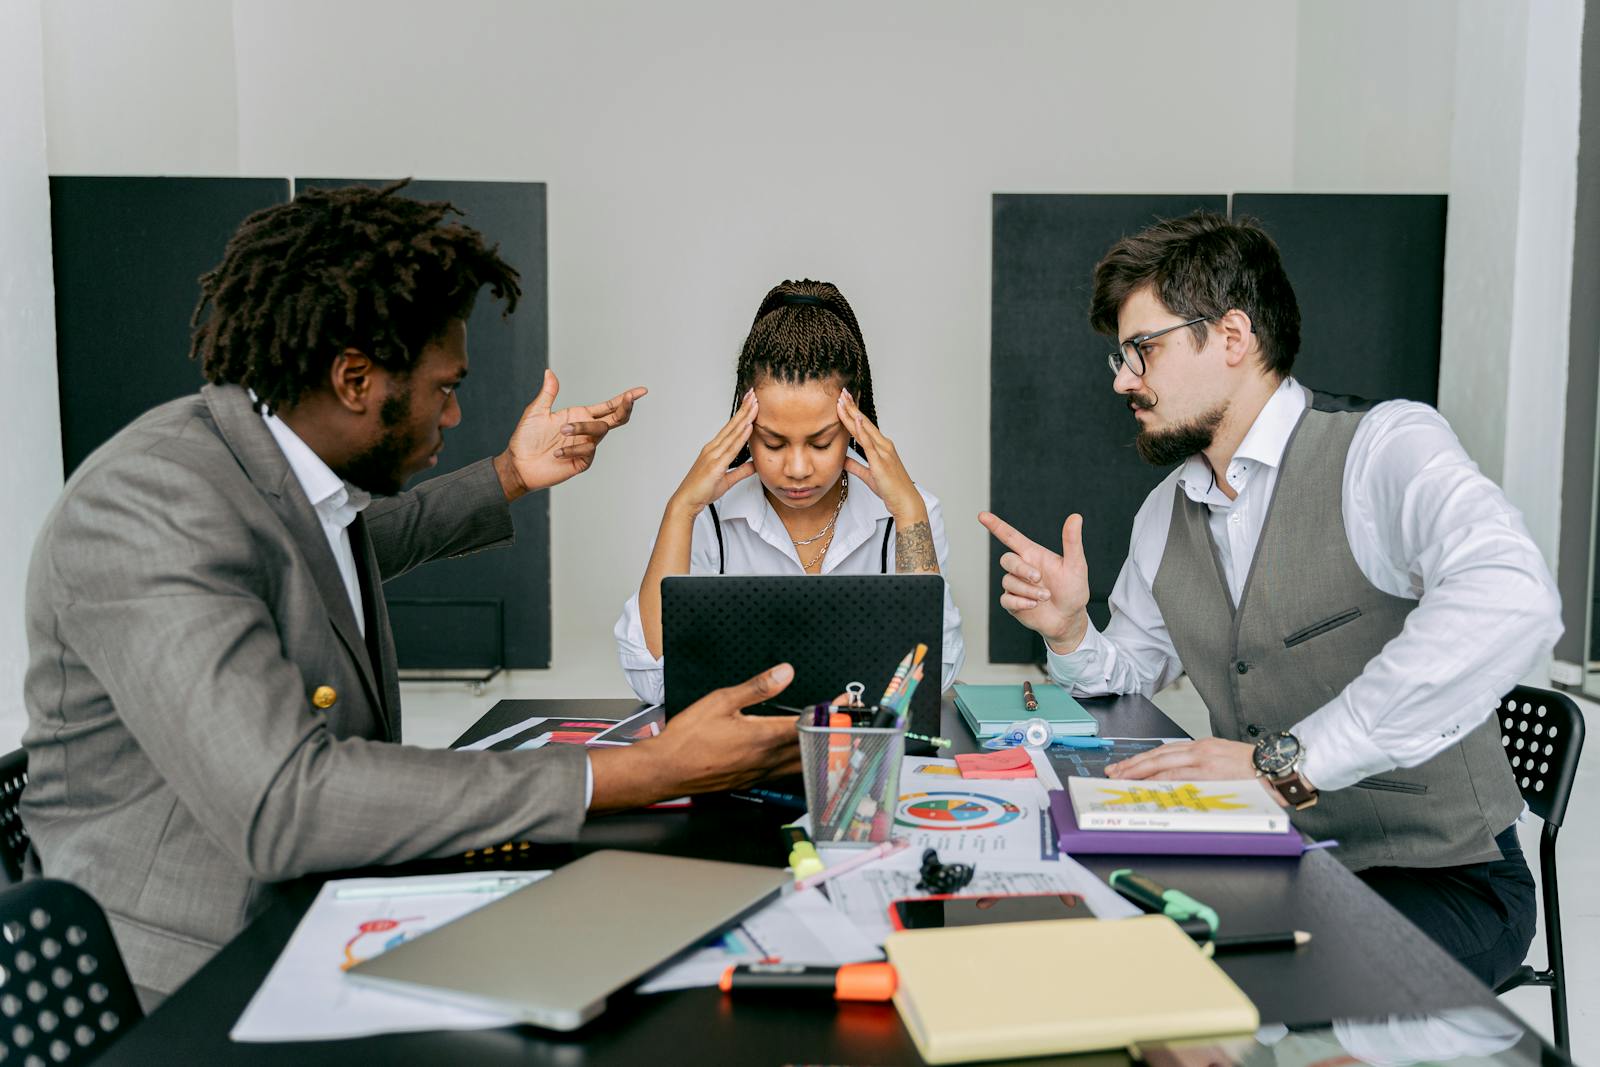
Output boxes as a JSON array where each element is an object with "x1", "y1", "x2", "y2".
[{"x1": 1253, "y1": 732, "x2": 1301, "y2": 776}]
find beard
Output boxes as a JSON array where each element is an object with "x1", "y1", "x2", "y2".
[
  {"x1": 1131, "y1": 392, "x2": 1227, "y2": 467},
  {"x1": 339, "y1": 388, "x2": 418, "y2": 495}
]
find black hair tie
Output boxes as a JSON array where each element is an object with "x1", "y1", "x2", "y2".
[{"x1": 780, "y1": 294, "x2": 825, "y2": 307}]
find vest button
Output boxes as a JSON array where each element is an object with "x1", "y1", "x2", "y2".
[{"x1": 1235, "y1": 660, "x2": 1249, "y2": 674}]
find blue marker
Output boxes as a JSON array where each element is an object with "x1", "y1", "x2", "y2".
[{"x1": 1050, "y1": 737, "x2": 1115, "y2": 750}]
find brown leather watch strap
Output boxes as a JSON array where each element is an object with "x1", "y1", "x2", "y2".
[{"x1": 1271, "y1": 771, "x2": 1319, "y2": 810}]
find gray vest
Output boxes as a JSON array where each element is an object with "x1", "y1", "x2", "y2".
[{"x1": 1150, "y1": 389, "x2": 1523, "y2": 872}]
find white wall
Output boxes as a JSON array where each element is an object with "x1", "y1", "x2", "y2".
[
  {"x1": 1439, "y1": 0, "x2": 1582, "y2": 591},
  {"x1": 0, "y1": 0, "x2": 63, "y2": 751},
  {"x1": 30, "y1": 0, "x2": 1478, "y2": 701}
]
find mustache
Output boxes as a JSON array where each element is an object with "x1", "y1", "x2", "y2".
[{"x1": 1128, "y1": 391, "x2": 1157, "y2": 410}]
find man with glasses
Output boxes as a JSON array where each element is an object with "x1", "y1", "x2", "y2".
[{"x1": 980, "y1": 211, "x2": 1559, "y2": 988}]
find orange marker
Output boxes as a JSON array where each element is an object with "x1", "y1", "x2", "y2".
[{"x1": 718, "y1": 962, "x2": 897, "y2": 1001}]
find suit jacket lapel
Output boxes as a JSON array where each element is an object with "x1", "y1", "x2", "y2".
[
  {"x1": 202, "y1": 384, "x2": 388, "y2": 721},
  {"x1": 349, "y1": 514, "x2": 401, "y2": 741}
]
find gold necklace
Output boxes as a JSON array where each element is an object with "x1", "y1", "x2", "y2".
[
  {"x1": 790, "y1": 476, "x2": 848, "y2": 569},
  {"x1": 799, "y1": 530, "x2": 834, "y2": 571}
]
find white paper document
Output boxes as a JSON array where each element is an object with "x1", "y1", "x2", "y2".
[
  {"x1": 824, "y1": 860, "x2": 1137, "y2": 946},
  {"x1": 231, "y1": 871, "x2": 549, "y2": 1043},
  {"x1": 637, "y1": 888, "x2": 881, "y2": 994},
  {"x1": 891, "y1": 756, "x2": 1058, "y2": 861}
]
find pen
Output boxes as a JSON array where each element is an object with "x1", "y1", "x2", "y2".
[
  {"x1": 334, "y1": 875, "x2": 537, "y2": 900},
  {"x1": 1204, "y1": 930, "x2": 1312, "y2": 955},
  {"x1": 794, "y1": 838, "x2": 909, "y2": 890},
  {"x1": 880, "y1": 648, "x2": 916, "y2": 705},
  {"x1": 782, "y1": 824, "x2": 825, "y2": 881},
  {"x1": 1108, "y1": 869, "x2": 1220, "y2": 935},
  {"x1": 719, "y1": 962, "x2": 897, "y2": 1001},
  {"x1": 1051, "y1": 736, "x2": 1114, "y2": 750},
  {"x1": 1022, "y1": 680, "x2": 1039, "y2": 712}
]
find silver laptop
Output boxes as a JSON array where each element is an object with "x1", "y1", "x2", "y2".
[{"x1": 345, "y1": 850, "x2": 788, "y2": 1031}]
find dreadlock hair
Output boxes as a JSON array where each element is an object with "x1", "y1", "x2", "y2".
[
  {"x1": 190, "y1": 179, "x2": 521, "y2": 413},
  {"x1": 730, "y1": 280, "x2": 876, "y2": 464}
]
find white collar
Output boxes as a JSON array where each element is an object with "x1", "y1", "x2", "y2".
[
  {"x1": 716, "y1": 444, "x2": 896, "y2": 537},
  {"x1": 259, "y1": 407, "x2": 372, "y2": 529},
  {"x1": 1178, "y1": 377, "x2": 1306, "y2": 503}
]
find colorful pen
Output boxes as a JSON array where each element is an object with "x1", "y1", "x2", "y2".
[
  {"x1": 794, "y1": 837, "x2": 909, "y2": 890},
  {"x1": 1109, "y1": 869, "x2": 1220, "y2": 935},
  {"x1": 1051, "y1": 736, "x2": 1114, "y2": 750},
  {"x1": 334, "y1": 875, "x2": 536, "y2": 900},
  {"x1": 719, "y1": 962, "x2": 897, "y2": 1001},
  {"x1": 1022, "y1": 680, "x2": 1039, "y2": 712}
]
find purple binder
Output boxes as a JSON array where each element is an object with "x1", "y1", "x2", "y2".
[{"x1": 1049, "y1": 788, "x2": 1310, "y2": 857}]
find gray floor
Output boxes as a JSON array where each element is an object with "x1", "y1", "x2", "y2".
[{"x1": 400, "y1": 674, "x2": 1598, "y2": 1061}]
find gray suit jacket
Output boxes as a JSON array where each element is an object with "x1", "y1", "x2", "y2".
[{"x1": 22, "y1": 384, "x2": 586, "y2": 998}]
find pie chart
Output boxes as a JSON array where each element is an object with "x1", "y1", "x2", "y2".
[{"x1": 896, "y1": 791, "x2": 1023, "y2": 831}]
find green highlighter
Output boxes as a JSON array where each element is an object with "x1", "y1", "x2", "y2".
[{"x1": 1109, "y1": 869, "x2": 1220, "y2": 936}]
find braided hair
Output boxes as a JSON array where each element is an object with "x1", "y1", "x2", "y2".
[
  {"x1": 190, "y1": 179, "x2": 521, "y2": 413},
  {"x1": 731, "y1": 280, "x2": 877, "y2": 463}
]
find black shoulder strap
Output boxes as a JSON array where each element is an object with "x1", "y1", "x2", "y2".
[
  {"x1": 708, "y1": 503, "x2": 725, "y2": 575},
  {"x1": 880, "y1": 517, "x2": 894, "y2": 574}
]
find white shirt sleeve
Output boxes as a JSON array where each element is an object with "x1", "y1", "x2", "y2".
[
  {"x1": 613, "y1": 509, "x2": 722, "y2": 704},
  {"x1": 1292, "y1": 403, "x2": 1563, "y2": 791},
  {"x1": 1045, "y1": 479, "x2": 1185, "y2": 697}
]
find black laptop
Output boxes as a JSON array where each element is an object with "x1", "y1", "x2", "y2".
[{"x1": 661, "y1": 574, "x2": 945, "y2": 742}]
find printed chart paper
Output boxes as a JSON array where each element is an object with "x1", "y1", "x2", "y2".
[{"x1": 231, "y1": 872, "x2": 549, "y2": 1042}]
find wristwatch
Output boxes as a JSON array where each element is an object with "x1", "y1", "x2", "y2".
[{"x1": 1251, "y1": 731, "x2": 1319, "y2": 810}]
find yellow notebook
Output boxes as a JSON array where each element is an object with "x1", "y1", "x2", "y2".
[{"x1": 884, "y1": 916, "x2": 1259, "y2": 1065}]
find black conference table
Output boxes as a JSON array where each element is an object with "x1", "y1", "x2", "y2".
[{"x1": 99, "y1": 694, "x2": 1542, "y2": 1066}]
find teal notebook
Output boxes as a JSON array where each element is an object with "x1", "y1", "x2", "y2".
[{"x1": 953, "y1": 683, "x2": 1097, "y2": 738}]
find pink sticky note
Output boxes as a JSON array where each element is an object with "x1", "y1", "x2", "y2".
[{"x1": 954, "y1": 747, "x2": 1037, "y2": 779}]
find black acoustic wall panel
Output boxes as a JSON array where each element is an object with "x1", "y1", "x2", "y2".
[
  {"x1": 1231, "y1": 194, "x2": 1446, "y2": 404},
  {"x1": 50, "y1": 177, "x2": 290, "y2": 475},
  {"x1": 299, "y1": 179, "x2": 550, "y2": 670},
  {"x1": 990, "y1": 194, "x2": 1226, "y2": 664}
]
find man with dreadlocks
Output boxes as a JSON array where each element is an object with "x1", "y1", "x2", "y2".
[
  {"x1": 21, "y1": 183, "x2": 803, "y2": 1006},
  {"x1": 616, "y1": 279, "x2": 965, "y2": 704}
]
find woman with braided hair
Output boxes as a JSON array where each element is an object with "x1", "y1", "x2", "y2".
[{"x1": 615, "y1": 279, "x2": 965, "y2": 704}]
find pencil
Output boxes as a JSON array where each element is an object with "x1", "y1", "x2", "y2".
[
  {"x1": 879, "y1": 648, "x2": 915, "y2": 705},
  {"x1": 1205, "y1": 931, "x2": 1312, "y2": 954}
]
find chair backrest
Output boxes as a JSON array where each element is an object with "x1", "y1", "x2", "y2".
[
  {"x1": 1495, "y1": 686, "x2": 1586, "y2": 828},
  {"x1": 0, "y1": 879, "x2": 143, "y2": 1065},
  {"x1": 0, "y1": 749, "x2": 29, "y2": 886}
]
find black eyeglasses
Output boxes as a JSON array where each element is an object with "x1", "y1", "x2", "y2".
[{"x1": 1106, "y1": 316, "x2": 1209, "y2": 377}]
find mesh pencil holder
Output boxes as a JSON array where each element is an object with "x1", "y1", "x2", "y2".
[{"x1": 798, "y1": 720, "x2": 907, "y2": 846}]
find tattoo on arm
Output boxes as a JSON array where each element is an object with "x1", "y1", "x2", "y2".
[{"x1": 895, "y1": 521, "x2": 939, "y2": 574}]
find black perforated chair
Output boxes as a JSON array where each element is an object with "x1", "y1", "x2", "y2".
[
  {"x1": 0, "y1": 879, "x2": 142, "y2": 1064},
  {"x1": 1491, "y1": 686, "x2": 1585, "y2": 1056},
  {"x1": 0, "y1": 750, "x2": 30, "y2": 886}
]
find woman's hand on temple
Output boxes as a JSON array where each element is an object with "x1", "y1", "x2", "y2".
[
  {"x1": 838, "y1": 389, "x2": 926, "y2": 524},
  {"x1": 669, "y1": 391, "x2": 759, "y2": 516}
]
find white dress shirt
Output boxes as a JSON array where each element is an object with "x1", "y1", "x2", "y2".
[
  {"x1": 261, "y1": 410, "x2": 597, "y2": 808},
  {"x1": 260, "y1": 411, "x2": 372, "y2": 634},
  {"x1": 1047, "y1": 377, "x2": 1562, "y2": 792},
  {"x1": 616, "y1": 456, "x2": 967, "y2": 704}
]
